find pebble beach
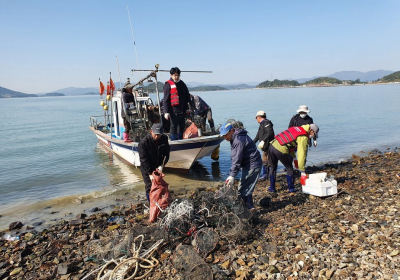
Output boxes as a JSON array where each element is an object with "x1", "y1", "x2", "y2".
[{"x1": 0, "y1": 148, "x2": 399, "y2": 280}]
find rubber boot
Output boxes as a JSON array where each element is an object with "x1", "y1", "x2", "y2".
[
  {"x1": 169, "y1": 134, "x2": 178, "y2": 141},
  {"x1": 123, "y1": 132, "x2": 132, "y2": 142},
  {"x1": 287, "y1": 175, "x2": 298, "y2": 193},
  {"x1": 268, "y1": 174, "x2": 277, "y2": 192},
  {"x1": 146, "y1": 193, "x2": 150, "y2": 202},
  {"x1": 258, "y1": 166, "x2": 267, "y2": 181},
  {"x1": 241, "y1": 195, "x2": 255, "y2": 210}
]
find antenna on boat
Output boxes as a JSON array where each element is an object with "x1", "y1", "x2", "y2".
[
  {"x1": 127, "y1": 5, "x2": 141, "y2": 77},
  {"x1": 116, "y1": 56, "x2": 122, "y2": 89}
]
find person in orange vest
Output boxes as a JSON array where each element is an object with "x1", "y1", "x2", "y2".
[
  {"x1": 267, "y1": 124, "x2": 319, "y2": 193},
  {"x1": 163, "y1": 67, "x2": 191, "y2": 140}
]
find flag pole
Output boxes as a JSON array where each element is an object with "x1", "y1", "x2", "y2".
[{"x1": 109, "y1": 72, "x2": 113, "y2": 140}]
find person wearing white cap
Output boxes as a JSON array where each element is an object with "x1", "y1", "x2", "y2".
[
  {"x1": 267, "y1": 124, "x2": 319, "y2": 193},
  {"x1": 288, "y1": 105, "x2": 316, "y2": 169},
  {"x1": 288, "y1": 105, "x2": 314, "y2": 128},
  {"x1": 253, "y1": 110, "x2": 275, "y2": 181}
]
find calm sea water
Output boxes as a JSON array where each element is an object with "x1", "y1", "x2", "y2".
[{"x1": 1, "y1": 84, "x2": 400, "y2": 230}]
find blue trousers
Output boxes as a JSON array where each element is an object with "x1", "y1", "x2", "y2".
[{"x1": 238, "y1": 166, "x2": 261, "y2": 197}]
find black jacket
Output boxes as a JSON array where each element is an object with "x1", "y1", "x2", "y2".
[
  {"x1": 288, "y1": 114, "x2": 313, "y2": 128},
  {"x1": 189, "y1": 95, "x2": 210, "y2": 115},
  {"x1": 163, "y1": 79, "x2": 190, "y2": 115},
  {"x1": 138, "y1": 133, "x2": 170, "y2": 175},
  {"x1": 253, "y1": 119, "x2": 274, "y2": 152}
]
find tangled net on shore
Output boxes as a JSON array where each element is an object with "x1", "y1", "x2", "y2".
[{"x1": 172, "y1": 244, "x2": 213, "y2": 280}]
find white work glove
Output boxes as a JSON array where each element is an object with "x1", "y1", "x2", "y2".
[
  {"x1": 257, "y1": 140, "x2": 265, "y2": 149},
  {"x1": 164, "y1": 113, "x2": 170, "y2": 120},
  {"x1": 149, "y1": 175, "x2": 154, "y2": 181},
  {"x1": 313, "y1": 139, "x2": 317, "y2": 147},
  {"x1": 157, "y1": 166, "x2": 163, "y2": 173},
  {"x1": 225, "y1": 176, "x2": 234, "y2": 186}
]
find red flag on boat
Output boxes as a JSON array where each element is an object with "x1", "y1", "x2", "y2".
[
  {"x1": 99, "y1": 80, "x2": 105, "y2": 95},
  {"x1": 110, "y1": 78, "x2": 115, "y2": 91},
  {"x1": 110, "y1": 77, "x2": 115, "y2": 96},
  {"x1": 106, "y1": 82, "x2": 111, "y2": 96}
]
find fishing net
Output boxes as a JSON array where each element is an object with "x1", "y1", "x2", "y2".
[
  {"x1": 159, "y1": 199, "x2": 194, "y2": 228},
  {"x1": 217, "y1": 213, "x2": 243, "y2": 239},
  {"x1": 172, "y1": 244, "x2": 213, "y2": 280},
  {"x1": 86, "y1": 234, "x2": 132, "y2": 262},
  {"x1": 214, "y1": 183, "x2": 237, "y2": 200},
  {"x1": 194, "y1": 228, "x2": 219, "y2": 258}
]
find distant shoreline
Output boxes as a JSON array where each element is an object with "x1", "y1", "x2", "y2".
[{"x1": 1, "y1": 82, "x2": 399, "y2": 98}]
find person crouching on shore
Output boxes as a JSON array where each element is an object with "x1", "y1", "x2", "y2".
[{"x1": 268, "y1": 124, "x2": 319, "y2": 193}]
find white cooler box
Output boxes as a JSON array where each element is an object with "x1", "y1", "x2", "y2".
[{"x1": 302, "y1": 172, "x2": 338, "y2": 197}]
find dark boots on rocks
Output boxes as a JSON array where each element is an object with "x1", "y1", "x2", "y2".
[
  {"x1": 268, "y1": 174, "x2": 277, "y2": 192},
  {"x1": 241, "y1": 195, "x2": 255, "y2": 210},
  {"x1": 287, "y1": 175, "x2": 298, "y2": 193}
]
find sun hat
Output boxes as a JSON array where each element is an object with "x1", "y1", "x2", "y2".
[
  {"x1": 219, "y1": 123, "x2": 233, "y2": 136},
  {"x1": 296, "y1": 105, "x2": 310, "y2": 113},
  {"x1": 151, "y1": 123, "x2": 164, "y2": 134},
  {"x1": 124, "y1": 83, "x2": 134, "y2": 89},
  {"x1": 254, "y1": 110, "x2": 267, "y2": 119},
  {"x1": 309, "y1": 123, "x2": 319, "y2": 138}
]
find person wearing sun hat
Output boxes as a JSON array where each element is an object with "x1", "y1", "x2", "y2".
[
  {"x1": 288, "y1": 105, "x2": 314, "y2": 128},
  {"x1": 253, "y1": 110, "x2": 275, "y2": 181},
  {"x1": 267, "y1": 123, "x2": 319, "y2": 193},
  {"x1": 220, "y1": 122, "x2": 262, "y2": 210}
]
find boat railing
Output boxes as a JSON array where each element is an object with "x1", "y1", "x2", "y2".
[{"x1": 90, "y1": 115, "x2": 110, "y2": 132}]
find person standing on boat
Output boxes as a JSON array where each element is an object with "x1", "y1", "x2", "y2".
[
  {"x1": 253, "y1": 110, "x2": 274, "y2": 181},
  {"x1": 121, "y1": 82, "x2": 135, "y2": 142},
  {"x1": 138, "y1": 123, "x2": 170, "y2": 202},
  {"x1": 267, "y1": 124, "x2": 319, "y2": 193},
  {"x1": 220, "y1": 123, "x2": 262, "y2": 210},
  {"x1": 163, "y1": 67, "x2": 191, "y2": 140},
  {"x1": 189, "y1": 94, "x2": 215, "y2": 133}
]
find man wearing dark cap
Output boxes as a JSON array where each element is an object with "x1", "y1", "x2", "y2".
[
  {"x1": 163, "y1": 67, "x2": 191, "y2": 140},
  {"x1": 268, "y1": 124, "x2": 319, "y2": 193},
  {"x1": 220, "y1": 122, "x2": 262, "y2": 210},
  {"x1": 138, "y1": 123, "x2": 170, "y2": 201}
]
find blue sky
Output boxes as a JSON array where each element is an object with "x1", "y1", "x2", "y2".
[{"x1": 1, "y1": 0, "x2": 400, "y2": 93}]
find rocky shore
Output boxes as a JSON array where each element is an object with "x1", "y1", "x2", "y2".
[{"x1": 1, "y1": 149, "x2": 399, "y2": 279}]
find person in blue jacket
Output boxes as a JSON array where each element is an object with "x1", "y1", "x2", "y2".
[{"x1": 220, "y1": 122, "x2": 262, "y2": 210}]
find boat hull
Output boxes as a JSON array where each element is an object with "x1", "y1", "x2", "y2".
[{"x1": 89, "y1": 126, "x2": 223, "y2": 173}]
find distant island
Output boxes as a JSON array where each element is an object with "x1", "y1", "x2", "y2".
[
  {"x1": 2, "y1": 70, "x2": 400, "y2": 98},
  {"x1": 44, "y1": 92, "x2": 65, "y2": 97},
  {"x1": 0, "y1": 86, "x2": 38, "y2": 98},
  {"x1": 256, "y1": 72, "x2": 400, "y2": 88}
]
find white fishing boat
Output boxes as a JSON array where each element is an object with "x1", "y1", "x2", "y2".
[{"x1": 89, "y1": 64, "x2": 223, "y2": 173}]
